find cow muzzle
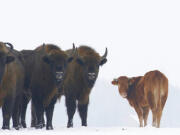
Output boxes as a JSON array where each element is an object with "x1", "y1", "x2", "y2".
[{"x1": 120, "y1": 93, "x2": 127, "y2": 98}]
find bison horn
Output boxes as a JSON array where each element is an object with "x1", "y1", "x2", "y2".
[
  {"x1": 101, "y1": 47, "x2": 108, "y2": 60},
  {"x1": 72, "y1": 43, "x2": 75, "y2": 50},
  {"x1": 4, "y1": 42, "x2": 14, "y2": 49}
]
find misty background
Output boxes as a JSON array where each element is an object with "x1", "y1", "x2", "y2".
[{"x1": 0, "y1": 0, "x2": 180, "y2": 128}]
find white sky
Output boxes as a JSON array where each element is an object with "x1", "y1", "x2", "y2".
[{"x1": 0, "y1": 0, "x2": 180, "y2": 87}]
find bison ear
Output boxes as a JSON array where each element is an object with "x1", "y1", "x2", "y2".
[
  {"x1": 43, "y1": 56, "x2": 52, "y2": 64},
  {"x1": 6, "y1": 56, "x2": 15, "y2": 64},
  {"x1": 76, "y1": 58, "x2": 84, "y2": 66},
  {"x1": 100, "y1": 58, "x2": 107, "y2": 66},
  {"x1": 67, "y1": 57, "x2": 73, "y2": 63},
  {"x1": 128, "y1": 78, "x2": 135, "y2": 86}
]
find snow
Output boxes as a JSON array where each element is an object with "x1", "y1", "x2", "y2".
[
  {"x1": 0, "y1": 0, "x2": 180, "y2": 134},
  {"x1": 1, "y1": 127, "x2": 180, "y2": 135}
]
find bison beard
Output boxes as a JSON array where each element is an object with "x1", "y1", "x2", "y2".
[{"x1": 64, "y1": 45, "x2": 107, "y2": 128}]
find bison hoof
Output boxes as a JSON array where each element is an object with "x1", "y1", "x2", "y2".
[
  {"x1": 13, "y1": 126, "x2": 20, "y2": 130},
  {"x1": 2, "y1": 125, "x2": 10, "y2": 130},
  {"x1": 21, "y1": 122, "x2": 27, "y2": 128},
  {"x1": 35, "y1": 124, "x2": 44, "y2": 129},
  {"x1": 46, "y1": 126, "x2": 53, "y2": 130},
  {"x1": 67, "y1": 122, "x2": 73, "y2": 128},
  {"x1": 82, "y1": 123, "x2": 87, "y2": 127}
]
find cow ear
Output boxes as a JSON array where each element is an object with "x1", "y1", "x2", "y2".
[
  {"x1": 100, "y1": 58, "x2": 107, "y2": 66},
  {"x1": 76, "y1": 58, "x2": 84, "y2": 66},
  {"x1": 111, "y1": 78, "x2": 118, "y2": 85},
  {"x1": 43, "y1": 56, "x2": 52, "y2": 64},
  {"x1": 6, "y1": 56, "x2": 15, "y2": 64}
]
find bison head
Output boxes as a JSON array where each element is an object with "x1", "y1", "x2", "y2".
[
  {"x1": 42, "y1": 45, "x2": 75, "y2": 91},
  {"x1": 0, "y1": 42, "x2": 15, "y2": 84},
  {"x1": 76, "y1": 47, "x2": 107, "y2": 88}
]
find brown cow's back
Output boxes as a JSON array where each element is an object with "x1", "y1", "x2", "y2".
[{"x1": 144, "y1": 70, "x2": 168, "y2": 109}]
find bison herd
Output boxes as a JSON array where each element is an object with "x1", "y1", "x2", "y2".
[{"x1": 0, "y1": 41, "x2": 168, "y2": 130}]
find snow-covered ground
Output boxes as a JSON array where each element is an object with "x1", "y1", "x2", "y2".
[{"x1": 1, "y1": 127, "x2": 180, "y2": 135}]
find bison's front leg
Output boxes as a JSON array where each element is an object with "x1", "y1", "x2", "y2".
[
  {"x1": 65, "y1": 96, "x2": 76, "y2": 128},
  {"x1": 32, "y1": 97, "x2": 44, "y2": 129},
  {"x1": 2, "y1": 95, "x2": 15, "y2": 130},
  {"x1": 12, "y1": 94, "x2": 23, "y2": 130},
  {"x1": 134, "y1": 106, "x2": 143, "y2": 127},
  {"x1": 20, "y1": 92, "x2": 31, "y2": 128},
  {"x1": 78, "y1": 103, "x2": 88, "y2": 126},
  {"x1": 45, "y1": 97, "x2": 57, "y2": 130}
]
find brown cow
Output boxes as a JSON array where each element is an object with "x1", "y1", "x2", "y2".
[{"x1": 112, "y1": 70, "x2": 168, "y2": 128}]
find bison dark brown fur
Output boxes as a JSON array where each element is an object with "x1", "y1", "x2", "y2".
[
  {"x1": 0, "y1": 42, "x2": 24, "y2": 130},
  {"x1": 29, "y1": 44, "x2": 74, "y2": 130},
  {"x1": 63, "y1": 45, "x2": 107, "y2": 128}
]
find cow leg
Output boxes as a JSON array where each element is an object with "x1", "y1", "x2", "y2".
[
  {"x1": 21, "y1": 93, "x2": 31, "y2": 128},
  {"x1": 2, "y1": 95, "x2": 15, "y2": 129},
  {"x1": 134, "y1": 106, "x2": 143, "y2": 127},
  {"x1": 65, "y1": 96, "x2": 76, "y2": 128},
  {"x1": 156, "y1": 109, "x2": 162, "y2": 128},
  {"x1": 78, "y1": 103, "x2": 88, "y2": 127},
  {"x1": 45, "y1": 97, "x2": 57, "y2": 130},
  {"x1": 12, "y1": 94, "x2": 23, "y2": 130},
  {"x1": 142, "y1": 107, "x2": 149, "y2": 127},
  {"x1": 32, "y1": 97, "x2": 44, "y2": 129},
  {"x1": 152, "y1": 108, "x2": 157, "y2": 127}
]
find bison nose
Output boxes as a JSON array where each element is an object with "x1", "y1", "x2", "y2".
[
  {"x1": 88, "y1": 72, "x2": 96, "y2": 80},
  {"x1": 56, "y1": 72, "x2": 64, "y2": 81}
]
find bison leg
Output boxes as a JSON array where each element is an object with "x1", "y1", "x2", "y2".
[
  {"x1": 65, "y1": 96, "x2": 76, "y2": 128},
  {"x1": 2, "y1": 95, "x2": 15, "y2": 129},
  {"x1": 32, "y1": 97, "x2": 44, "y2": 129},
  {"x1": 45, "y1": 97, "x2": 57, "y2": 130},
  {"x1": 134, "y1": 106, "x2": 143, "y2": 127},
  {"x1": 21, "y1": 93, "x2": 31, "y2": 128},
  {"x1": 78, "y1": 103, "x2": 88, "y2": 127},
  {"x1": 12, "y1": 94, "x2": 23, "y2": 130},
  {"x1": 142, "y1": 107, "x2": 149, "y2": 127}
]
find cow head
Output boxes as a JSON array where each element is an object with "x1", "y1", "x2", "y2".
[
  {"x1": 76, "y1": 47, "x2": 107, "y2": 88},
  {"x1": 0, "y1": 42, "x2": 15, "y2": 84},
  {"x1": 112, "y1": 76, "x2": 139, "y2": 98},
  {"x1": 43, "y1": 45, "x2": 75, "y2": 90},
  {"x1": 112, "y1": 76, "x2": 129, "y2": 98}
]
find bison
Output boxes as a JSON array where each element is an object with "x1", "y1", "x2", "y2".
[
  {"x1": 63, "y1": 45, "x2": 107, "y2": 128},
  {"x1": 112, "y1": 70, "x2": 168, "y2": 128},
  {"x1": 29, "y1": 44, "x2": 75, "y2": 130},
  {"x1": 0, "y1": 42, "x2": 24, "y2": 130},
  {"x1": 19, "y1": 49, "x2": 46, "y2": 128}
]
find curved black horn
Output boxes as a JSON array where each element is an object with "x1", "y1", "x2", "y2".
[
  {"x1": 4, "y1": 42, "x2": 14, "y2": 49},
  {"x1": 101, "y1": 47, "x2": 108, "y2": 59},
  {"x1": 72, "y1": 43, "x2": 75, "y2": 50}
]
